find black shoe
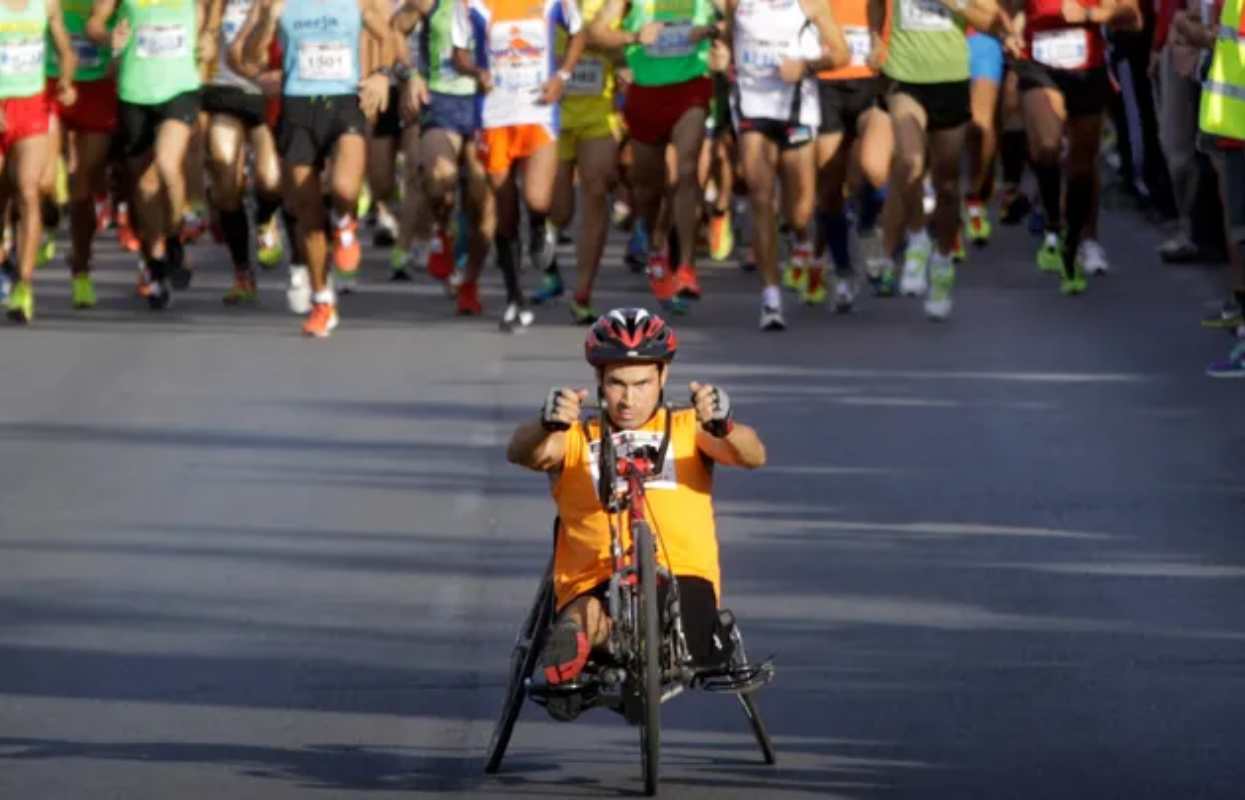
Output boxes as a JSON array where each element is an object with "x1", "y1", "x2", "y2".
[
  {"x1": 166, "y1": 237, "x2": 192, "y2": 289},
  {"x1": 373, "y1": 227, "x2": 396, "y2": 248}
]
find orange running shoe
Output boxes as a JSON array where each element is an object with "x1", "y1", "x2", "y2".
[
  {"x1": 707, "y1": 211, "x2": 733, "y2": 262},
  {"x1": 94, "y1": 194, "x2": 112, "y2": 233},
  {"x1": 647, "y1": 252, "x2": 678, "y2": 302},
  {"x1": 427, "y1": 226, "x2": 453, "y2": 281},
  {"x1": 135, "y1": 265, "x2": 153, "y2": 298},
  {"x1": 117, "y1": 211, "x2": 140, "y2": 253},
  {"x1": 456, "y1": 279, "x2": 482, "y2": 315},
  {"x1": 302, "y1": 302, "x2": 339, "y2": 338},
  {"x1": 222, "y1": 272, "x2": 258, "y2": 305},
  {"x1": 332, "y1": 216, "x2": 361, "y2": 272},
  {"x1": 674, "y1": 263, "x2": 702, "y2": 299}
]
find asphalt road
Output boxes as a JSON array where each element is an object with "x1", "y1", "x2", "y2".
[{"x1": 1, "y1": 202, "x2": 1243, "y2": 799}]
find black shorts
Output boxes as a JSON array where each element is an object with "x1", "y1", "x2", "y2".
[
  {"x1": 735, "y1": 116, "x2": 814, "y2": 150},
  {"x1": 817, "y1": 77, "x2": 883, "y2": 136},
  {"x1": 1013, "y1": 61, "x2": 1111, "y2": 118},
  {"x1": 578, "y1": 575, "x2": 722, "y2": 666},
  {"x1": 889, "y1": 79, "x2": 971, "y2": 132},
  {"x1": 202, "y1": 85, "x2": 267, "y2": 128},
  {"x1": 372, "y1": 86, "x2": 403, "y2": 138},
  {"x1": 277, "y1": 95, "x2": 370, "y2": 167},
  {"x1": 117, "y1": 90, "x2": 202, "y2": 159}
]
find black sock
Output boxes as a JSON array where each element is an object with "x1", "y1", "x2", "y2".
[
  {"x1": 1233, "y1": 289, "x2": 1245, "y2": 311},
  {"x1": 1063, "y1": 175, "x2": 1094, "y2": 277},
  {"x1": 1035, "y1": 163, "x2": 1062, "y2": 231},
  {"x1": 495, "y1": 234, "x2": 521, "y2": 304},
  {"x1": 819, "y1": 210, "x2": 851, "y2": 276},
  {"x1": 219, "y1": 207, "x2": 251, "y2": 270},
  {"x1": 41, "y1": 198, "x2": 61, "y2": 230},
  {"x1": 1001, "y1": 130, "x2": 1027, "y2": 187},
  {"x1": 855, "y1": 185, "x2": 884, "y2": 232},
  {"x1": 281, "y1": 208, "x2": 301, "y2": 261},
  {"x1": 668, "y1": 226, "x2": 682, "y2": 265},
  {"x1": 255, "y1": 194, "x2": 281, "y2": 227}
]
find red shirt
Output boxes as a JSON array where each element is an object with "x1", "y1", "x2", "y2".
[{"x1": 1024, "y1": 0, "x2": 1107, "y2": 69}]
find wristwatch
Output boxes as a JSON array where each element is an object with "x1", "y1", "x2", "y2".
[{"x1": 556, "y1": 68, "x2": 572, "y2": 82}]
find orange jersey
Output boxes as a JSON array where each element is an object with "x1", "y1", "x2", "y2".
[
  {"x1": 818, "y1": 0, "x2": 889, "y2": 81},
  {"x1": 552, "y1": 408, "x2": 721, "y2": 611}
]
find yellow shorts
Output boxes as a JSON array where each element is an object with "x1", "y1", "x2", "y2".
[
  {"x1": 478, "y1": 124, "x2": 555, "y2": 176},
  {"x1": 557, "y1": 110, "x2": 622, "y2": 162}
]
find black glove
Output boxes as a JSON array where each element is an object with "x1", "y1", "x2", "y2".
[
  {"x1": 695, "y1": 386, "x2": 734, "y2": 438},
  {"x1": 541, "y1": 387, "x2": 573, "y2": 432}
]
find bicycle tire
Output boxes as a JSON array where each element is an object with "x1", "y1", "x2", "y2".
[
  {"x1": 737, "y1": 692, "x2": 777, "y2": 765},
  {"x1": 635, "y1": 521, "x2": 662, "y2": 796},
  {"x1": 484, "y1": 561, "x2": 554, "y2": 774}
]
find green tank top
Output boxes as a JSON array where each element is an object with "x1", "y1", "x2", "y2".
[
  {"x1": 0, "y1": 0, "x2": 48, "y2": 99},
  {"x1": 882, "y1": 0, "x2": 969, "y2": 84},
  {"x1": 622, "y1": 0, "x2": 713, "y2": 87},
  {"x1": 47, "y1": 0, "x2": 113, "y2": 82},
  {"x1": 420, "y1": 0, "x2": 475, "y2": 95},
  {"x1": 116, "y1": 0, "x2": 201, "y2": 105}
]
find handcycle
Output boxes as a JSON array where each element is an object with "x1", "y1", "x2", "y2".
[{"x1": 483, "y1": 402, "x2": 776, "y2": 795}]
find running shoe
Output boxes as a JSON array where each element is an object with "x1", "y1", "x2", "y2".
[
  {"x1": 71, "y1": 273, "x2": 96, "y2": 309},
  {"x1": 0, "y1": 262, "x2": 11, "y2": 302},
  {"x1": 389, "y1": 247, "x2": 411, "y2": 281},
  {"x1": 335, "y1": 267, "x2": 358, "y2": 294},
  {"x1": 167, "y1": 237, "x2": 192, "y2": 289},
  {"x1": 708, "y1": 210, "x2": 733, "y2": 262},
  {"x1": 116, "y1": 206, "x2": 141, "y2": 253},
  {"x1": 427, "y1": 227, "x2": 453, "y2": 281},
  {"x1": 500, "y1": 301, "x2": 534, "y2": 332},
  {"x1": 223, "y1": 273, "x2": 258, "y2": 305},
  {"x1": 287, "y1": 264, "x2": 312, "y2": 314},
  {"x1": 6, "y1": 279, "x2": 33, "y2": 323},
  {"x1": 760, "y1": 302, "x2": 786, "y2": 331},
  {"x1": 332, "y1": 215, "x2": 361, "y2": 272},
  {"x1": 257, "y1": 217, "x2": 284, "y2": 268},
  {"x1": 782, "y1": 264, "x2": 806, "y2": 292},
  {"x1": 1077, "y1": 238, "x2": 1110, "y2": 276},
  {"x1": 1060, "y1": 258, "x2": 1088, "y2": 296},
  {"x1": 965, "y1": 200, "x2": 992, "y2": 245},
  {"x1": 951, "y1": 229, "x2": 967, "y2": 263},
  {"x1": 868, "y1": 258, "x2": 897, "y2": 297},
  {"x1": 94, "y1": 194, "x2": 112, "y2": 233},
  {"x1": 144, "y1": 270, "x2": 172, "y2": 311},
  {"x1": 647, "y1": 252, "x2": 681, "y2": 309},
  {"x1": 674, "y1": 263, "x2": 702, "y2": 299},
  {"x1": 999, "y1": 189, "x2": 1031, "y2": 226},
  {"x1": 625, "y1": 221, "x2": 649, "y2": 273},
  {"x1": 36, "y1": 234, "x2": 55, "y2": 268},
  {"x1": 900, "y1": 235, "x2": 930, "y2": 296},
  {"x1": 373, "y1": 207, "x2": 398, "y2": 247},
  {"x1": 612, "y1": 200, "x2": 631, "y2": 229},
  {"x1": 802, "y1": 266, "x2": 827, "y2": 305},
  {"x1": 179, "y1": 209, "x2": 208, "y2": 244},
  {"x1": 1206, "y1": 341, "x2": 1245, "y2": 378},
  {"x1": 302, "y1": 302, "x2": 339, "y2": 338},
  {"x1": 457, "y1": 280, "x2": 482, "y2": 315},
  {"x1": 529, "y1": 221, "x2": 555, "y2": 273},
  {"x1": 569, "y1": 297, "x2": 598, "y2": 325},
  {"x1": 834, "y1": 275, "x2": 855, "y2": 313},
  {"x1": 530, "y1": 267, "x2": 564, "y2": 305},
  {"x1": 1201, "y1": 300, "x2": 1244, "y2": 330},
  {"x1": 925, "y1": 256, "x2": 955, "y2": 320},
  {"x1": 1036, "y1": 232, "x2": 1063, "y2": 274},
  {"x1": 740, "y1": 245, "x2": 757, "y2": 273},
  {"x1": 356, "y1": 183, "x2": 373, "y2": 221}
]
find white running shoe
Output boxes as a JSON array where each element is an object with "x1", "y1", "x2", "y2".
[
  {"x1": 924, "y1": 255, "x2": 955, "y2": 321},
  {"x1": 501, "y1": 302, "x2": 535, "y2": 332},
  {"x1": 760, "y1": 303, "x2": 786, "y2": 331},
  {"x1": 834, "y1": 276, "x2": 855, "y2": 313},
  {"x1": 1077, "y1": 238, "x2": 1110, "y2": 276},
  {"x1": 900, "y1": 236, "x2": 931, "y2": 297},
  {"x1": 286, "y1": 264, "x2": 312, "y2": 314}
]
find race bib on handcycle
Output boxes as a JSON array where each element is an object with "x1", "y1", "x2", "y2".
[
  {"x1": 843, "y1": 25, "x2": 871, "y2": 66},
  {"x1": 136, "y1": 23, "x2": 190, "y2": 59},
  {"x1": 646, "y1": 21, "x2": 694, "y2": 58},
  {"x1": 587, "y1": 431, "x2": 678, "y2": 493},
  {"x1": 297, "y1": 41, "x2": 353, "y2": 82},
  {"x1": 900, "y1": 0, "x2": 953, "y2": 32},
  {"x1": 1031, "y1": 28, "x2": 1088, "y2": 70},
  {"x1": 565, "y1": 57, "x2": 604, "y2": 95},
  {"x1": 0, "y1": 38, "x2": 44, "y2": 75},
  {"x1": 71, "y1": 35, "x2": 104, "y2": 71}
]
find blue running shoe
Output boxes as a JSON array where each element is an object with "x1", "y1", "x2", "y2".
[
  {"x1": 1207, "y1": 342, "x2": 1245, "y2": 378},
  {"x1": 625, "y1": 220, "x2": 649, "y2": 273}
]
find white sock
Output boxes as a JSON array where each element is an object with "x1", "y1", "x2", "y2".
[
  {"x1": 762, "y1": 285, "x2": 781, "y2": 308},
  {"x1": 908, "y1": 229, "x2": 931, "y2": 248},
  {"x1": 314, "y1": 288, "x2": 335, "y2": 305}
]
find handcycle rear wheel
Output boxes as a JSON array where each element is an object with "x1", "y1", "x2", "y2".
[
  {"x1": 484, "y1": 558, "x2": 554, "y2": 774},
  {"x1": 635, "y1": 521, "x2": 662, "y2": 796}
]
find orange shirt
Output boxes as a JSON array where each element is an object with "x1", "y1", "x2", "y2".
[
  {"x1": 552, "y1": 408, "x2": 721, "y2": 611},
  {"x1": 818, "y1": 0, "x2": 889, "y2": 81}
]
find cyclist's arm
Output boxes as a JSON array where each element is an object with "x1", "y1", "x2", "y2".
[
  {"x1": 696, "y1": 424, "x2": 766, "y2": 469},
  {"x1": 508, "y1": 420, "x2": 567, "y2": 472}
]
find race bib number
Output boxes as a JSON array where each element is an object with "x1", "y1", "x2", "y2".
[
  {"x1": 566, "y1": 57, "x2": 604, "y2": 95},
  {"x1": 0, "y1": 38, "x2": 45, "y2": 75},
  {"x1": 900, "y1": 0, "x2": 953, "y2": 32},
  {"x1": 136, "y1": 23, "x2": 190, "y2": 59},
  {"x1": 587, "y1": 431, "x2": 677, "y2": 493},
  {"x1": 297, "y1": 41, "x2": 353, "y2": 82},
  {"x1": 843, "y1": 25, "x2": 871, "y2": 66},
  {"x1": 736, "y1": 38, "x2": 784, "y2": 78},
  {"x1": 222, "y1": 2, "x2": 250, "y2": 44},
  {"x1": 71, "y1": 35, "x2": 104, "y2": 71},
  {"x1": 490, "y1": 20, "x2": 547, "y2": 91},
  {"x1": 1032, "y1": 28, "x2": 1088, "y2": 70},
  {"x1": 646, "y1": 21, "x2": 694, "y2": 58}
]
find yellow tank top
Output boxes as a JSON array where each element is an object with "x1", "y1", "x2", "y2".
[
  {"x1": 558, "y1": 0, "x2": 618, "y2": 127},
  {"x1": 552, "y1": 407, "x2": 720, "y2": 611}
]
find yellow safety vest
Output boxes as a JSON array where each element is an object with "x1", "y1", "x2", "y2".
[{"x1": 1200, "y1": 0, "x2": 1245, "y2": 140}]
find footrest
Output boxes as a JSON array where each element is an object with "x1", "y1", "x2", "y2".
[{"x1": 691, "y1": 659, "x2": 774, "y2": 694}]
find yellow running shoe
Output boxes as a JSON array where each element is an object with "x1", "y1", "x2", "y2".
[
  {"x1": 7, "y1": 279, "x2": 33, "y2": 323},
  {"x1": 708, "y1": 211, "x2": 733, "y2": 262},
  {"x1": 801, "y1": 266, "x2": 827, "y2": 305},
  {"x1": 256, "y1": 217, "x2": 284, "y2": 268},
  {"x1": 36, "y1": 234, "x2": 55, "y2": 268},
  {"x1": 71, "y1": 273, "x2": 96, "y2": 309}
]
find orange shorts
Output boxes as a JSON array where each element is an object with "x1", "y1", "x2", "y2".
[
  {"x1": 48, "y1": 77, "x2": 118, "y2": 134},
  {"x1": 477, "y1": 123, "x2": 555, "y2": 175},
  {"x1": 1, "y1": 91, "x2": 51, "y2": 156}
]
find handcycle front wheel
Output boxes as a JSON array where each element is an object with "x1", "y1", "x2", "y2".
[
  {"x1": 484, "y1": 558, "x2": 555, "y2": 774},
  {"x1": 635, "y1": 521, "x2": 662, "y2": 796}
]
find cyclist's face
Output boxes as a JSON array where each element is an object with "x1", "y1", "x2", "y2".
[{"x1": 600, "y1": 363, "x2": 666, "y2": 429}]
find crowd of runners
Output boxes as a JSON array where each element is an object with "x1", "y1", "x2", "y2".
[{"x1": 0, "y1": 0, "x2": 1241, "y2": 373}]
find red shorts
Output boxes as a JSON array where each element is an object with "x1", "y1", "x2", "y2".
[
  {"x1": 1, "y1": 91, "x2": 52, "y2": 155},
  {"x1": 49, "y1": 77, "x2": 118, "y2": 134},
  {"x1": 622, "y1": 76, "x2": 712, "y2": 146}
]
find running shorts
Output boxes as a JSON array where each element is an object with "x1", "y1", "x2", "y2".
[
  {"x1": 1013, "y1": 61, "x2": 1111, "y2": 118},
  {"x1": 478, "y1": 123, "x2": 555, "y2": 175},
  {"x1": 277, "y1": 95, "x2": 370, "y2": 168},
  {"x1": 49, "y1": 77, "x2": 117, "y2": 134},
  {"x1": 117, "y1": 90, "x2": 202, "y2": 159},
  {"x1": 623, "y1": 76, "x2": 713, "y2": 146},
  {"x1": 557, "y1": 112, "x2": 622, "y2": 161},
  {"x1": 817, "y1": 77, "x2": 883, "y2": 136},
  {"x1": 373, "y1": 85, "x2": 403, "y2": 138},
  {"x1": 888, "y1": 79, "x2": 971, "y2": 132},
  {"x1": 969, "y1": 33, "x2": 1005, "y2": 84},
  {"x1": 202, "y1": 85, "x2": 267, "y2": 128},
  {"x1": 0, "y1": 91, "x2": 51, "y2": 155},
  {"x1": 735, "y1": 116, "x2": 814, "y2": 149},
  {"x1": 420, "y1": 90, "x2": 478, "y2": 137}
]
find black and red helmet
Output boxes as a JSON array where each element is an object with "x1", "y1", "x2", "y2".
[{"x1": 585, "y1": 308, "x2": 678, "y2": 367}]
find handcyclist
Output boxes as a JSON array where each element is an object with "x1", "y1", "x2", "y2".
[{"x1": 506, "y1": 307, "x2": 766, "y2": 719}]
